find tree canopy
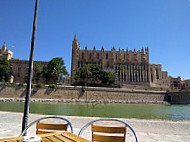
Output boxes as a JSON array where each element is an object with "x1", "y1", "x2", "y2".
[
  {"x1": 74, "y1": 64, "x2": 116, "y2": 86},
  {"x1": 0, "y1": 58, "x2": 11, "y2": 82},
  {"x1": 44, "y1": 57, "x2": 68, "y2": 84},
  {"x1": 33, "y1": 62, "x2": 43, "y2": 83}
]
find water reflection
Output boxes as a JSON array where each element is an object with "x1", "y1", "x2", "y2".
[{"x1": 0, "y1": 102, "x2": 189, "y2": 120}]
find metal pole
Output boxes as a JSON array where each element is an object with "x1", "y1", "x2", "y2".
[{"x1": 22, "y1": 0, "x2": 39, "y2": 134}]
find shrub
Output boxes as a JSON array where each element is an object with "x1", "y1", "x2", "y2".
[
  {"x1": 36, "y1": 83, "x2": 44, "y2": 88},
  {"x1": 4, "y1": 82, "x2": 10, "y2": 86},
  {"x1": 48, "y1": 84, "x2": 57, "y2": 89},
  {"x1": 18, "y1": 83, "x2": 24, "y2": 87}
]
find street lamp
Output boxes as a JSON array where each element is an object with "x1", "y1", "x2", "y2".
[{"x1": 22, "y1": 0, "x2": 39, "y2": 134}]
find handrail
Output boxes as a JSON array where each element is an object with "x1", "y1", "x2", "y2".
[
  {"x1": 20, "y1": 116, "x2": 73, "y2": 136},
  {"x1": 78, "y1": 118, "x2": 138, "y2": 142}
]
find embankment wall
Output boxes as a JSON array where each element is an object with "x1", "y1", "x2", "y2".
[
  {"x1": 0, "y1": 86, "x2": 167, "y2": 104},
  {"x1": 0, "y1": 85, "x2": 189, "y2": 104}
]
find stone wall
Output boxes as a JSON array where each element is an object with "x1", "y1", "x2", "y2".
[
  {"x1": 0, "y1": 85, "x2": 189, "y2": 104},
  {"x1": 166, "y1": 92, "x2": 190, "y2": 104},
  {"x1": 0, "y1": 85, "x2": 167, "y2": 104}
]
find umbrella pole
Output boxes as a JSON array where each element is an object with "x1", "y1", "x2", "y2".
[{"x1": 21, "y1": 0, "x2": 39, "y2": 135}]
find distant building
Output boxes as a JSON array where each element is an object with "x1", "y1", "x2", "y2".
[
  {"x1": 0, "y1": 43, "x2": 48, "y2": 83},
  {"x1": 10, "y1": 58, "x2": 48, "y2": 83},
  {"x1": 168, "y1": 76, "x2": 181, "y2": 90},
  {"x1": 181, "y1": 79, "x2": 190, "y2": 90},
  {"x1": 149, "y1": 64, "x2": 169, "y2": 88},
  {"x1": 71, "y1": 35, "x2": 169, "y2": 88}
]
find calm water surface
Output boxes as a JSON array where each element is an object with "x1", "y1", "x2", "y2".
[{"x1": 0, "y1": 102, "x2": 189, "y2": 120}]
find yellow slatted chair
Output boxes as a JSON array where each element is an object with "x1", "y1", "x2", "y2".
[
  {"x1": 36, "y1": 121, "x2": 69, "y2": 134},
  {"x1": 20, "y1": 116, "x2": 73, "y2": 136},
  {"x1": 78, "y1": 118, "x2": 138, "y2": 142},
  {"x1": 92, "y1": 125, "x2": 126, "y2": 142}
]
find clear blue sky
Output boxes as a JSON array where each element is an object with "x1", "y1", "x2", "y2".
[{"x1": 0, "y1": 0, "x2": 190, "y2": 79}]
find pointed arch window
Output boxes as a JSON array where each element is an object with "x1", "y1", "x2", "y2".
[
  {"x1": 106, "y1": 53, "x2": 108, "y2": 59},
  {"x1": 107, "y1": 61, "x2": 110, "y2": 68},
  {"x1": 82, "y1": 53, "x2": 84, "y2": 59},
  {"x1": 97, "y1": 53, "x2": 99, "y2": 59}
]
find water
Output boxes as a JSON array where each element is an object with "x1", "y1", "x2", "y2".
[{"x1": 0, "y1": 102, "x2": 189, "y2": 120}]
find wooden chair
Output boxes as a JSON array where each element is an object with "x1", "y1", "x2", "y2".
[
  {"x1": 92, "y1": 124, "x2": 126, "y2": 142},
  {"x1": 78, "y1": 118, "x2": 138, "y2": 142},
  {"x1": 20, "y1": 116, "x2": 73, "y2": 136},
  {"x1": 36, "y1": 121, "x2": 68, "y2": 134}
]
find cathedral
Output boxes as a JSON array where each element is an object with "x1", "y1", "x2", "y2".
[
  {"x1": 71, "y1": 35, "x2": 169, "y2": 88},
  {"x1": 0, "y1": 38, "x2": 185, "y2": 89}
]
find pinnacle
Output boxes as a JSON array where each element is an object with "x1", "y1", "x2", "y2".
[
  {"x1": 2, "y1": 42, "x2": 6, "y2": 50},
  {"x1": 74, "y1": 34, "x2": 77, "y2": 41}
]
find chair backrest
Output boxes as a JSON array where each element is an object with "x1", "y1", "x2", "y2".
[
  {"x1": 36, "y1": 122, "x2": 68, "y2": 134},
  {"x1": 92, "y1": 124, "x2": 126, "y2": 142},
  {"x1": 20, "y1": 116, "x2": 73, "y2": 136},
  {"x1": 78, "y1": 118, "x2": 138, "y2": 142}
]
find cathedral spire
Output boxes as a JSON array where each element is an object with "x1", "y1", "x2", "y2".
[
  {"x1": 2, "y1": 42, "x2": 6, "y2": 51},
  {"x1": 74, "y1": 34, "x2": 77, "y2": 41},
  {"x1": 101, "y1": 46, "x2": 104, "y2": 51},
  {"x1": 72, "y1": 34, "x2": 78, "y2": 47}
]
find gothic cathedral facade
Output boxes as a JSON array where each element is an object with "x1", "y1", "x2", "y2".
[{"x1": 71, "y1": 35, "x2": 169, "y2": 88}]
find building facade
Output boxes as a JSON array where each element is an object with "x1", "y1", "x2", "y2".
[
  {"x1": 168, "y1": 76, "x2": 181, "y2": 90},
  {"x1": 0, "y1": 43, "x2": 48, "y2": 83},
  {"x1": 181, "y1": 79, "x2": 190, "y2": 90},
  {"x1": 0, "y1": 43, "x2": 13, "y2": 60},
  {"x1": 71, "y1": 35, "x2": 168, "y2": 87},
  {"x1": 10, "y1": 59, "x2": 48, "y2": 83}
]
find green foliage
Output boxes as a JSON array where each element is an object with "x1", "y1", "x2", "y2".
[
  {"x1": 102, "y1": 71, "x2": 116, "y2": 85},
  {"x1": 0, "y1": 58, "x2": 11, "y2": 82},
  {"x1": 36, "y1": 83, "x2": 44, "y2": 88},
  {"x1": 48, "y1": 84, "x2": 57, "y2": 89},
  {"x1": 24, "y1": 76, "x2": 28, "y2": 83},
  {"x1": 119, "y1": 64, "x2": 125, "y2": 71},
  {"x1": 10, "y1": 82, "x2": 16, "y2": 86},
  {"x1": 18, "y1": 83, "x2": 24, "y2": 87},
  {"x1": 44, "y1": 57, "x2": 68, "y2": 84},
  {"x1": 3, "y1": 82, "x2": 10, "y2": 86},
  {"x1": 74, "y1": 64, "x2": 116, "y2": 86},
  {"x1": 81, "y1": 86, "x2": 86, "y2": 93},
  {"x1": 33, "y1": 62, "x2": 43, "y2": 83},
  {"x1": 31, "y1": 83, "x2": 34, "y2": 88}
]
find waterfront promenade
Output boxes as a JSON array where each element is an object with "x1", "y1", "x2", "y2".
[{"x1": 0, "y1": 111, "x2": 190, "y2": 142}]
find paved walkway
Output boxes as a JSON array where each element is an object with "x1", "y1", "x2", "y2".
[{"x1": 0, "y1": 111, "x2": 190, "y2": 142}]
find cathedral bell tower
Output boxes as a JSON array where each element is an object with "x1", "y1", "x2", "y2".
[{"x1": 71, "y1": 34, "x2": 80, "y2": 83}]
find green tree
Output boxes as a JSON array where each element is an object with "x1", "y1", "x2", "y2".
[
  {"x1": 74, "y1": 64, "x2": 115, "y2": 86},
  {"x1": 102, "y1": 71, "x2": 116, "y2": 85},
  {"x1": 0, "y1": 58, "x2": 11, "y2": 82},
  {"x1": 79, "y1": 65, "x2": 92, "y2": 81},
  {"x1": 33, "y1": 62, "x2": 43, "y2": 83},
  {"x1": 45, "y1": 57, "x2": 68, "y2": 84}
]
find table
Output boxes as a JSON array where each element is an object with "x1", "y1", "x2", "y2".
[{"x1": 0, "y1": 132, "x2": 91, "y2": 142}]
